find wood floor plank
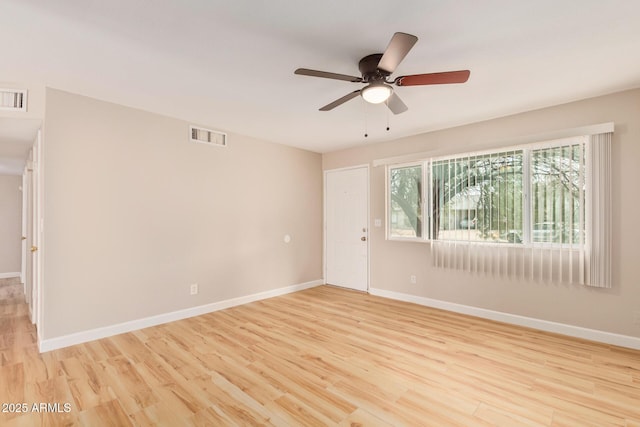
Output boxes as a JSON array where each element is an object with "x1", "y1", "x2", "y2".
[
  {"x1": 551, "y1": 409, "x2": 623, "y2": 427},
  {"x1": 77, "y1": 399, "x2": 133, "y2": 427},
  {"x1": 131, "y1": 403, "x2": 196, "y2": 427},
  {"x1": 82, "y1": 358, "x2": 153, "y2": 416},
  {"x1": 0, "y1": 363, "x2": 25, "y2": 423},
  {"x1": 394, "y1": 389, "x2": 492, "y2": 427},
  {"x1": 473, "y1": 401, "x2": 547, "y2": 427},
  {"x1": 205, "y1": 373, "x2": 282, "y2": 426},
  {"x1": 248, "y1": 359, "x2": 355, "y2": 423},
  {"x1": 338, "y1": 407, "x2": 393, "y2": 427},
  {"x1": 266, "y1": 393, "x2": 334, "y2": 426},
  {"x1": 1, "y1": 283, "x2": 639, "y2": 425},
  {"x1": 67, "y1": 379, "x2": 116, "y2": 412}
]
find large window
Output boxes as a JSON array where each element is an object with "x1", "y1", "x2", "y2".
[
  {"x1": 388, "y1": 138, "x2": 586, "y2": 246},
  {"x1": 387, "y1": 132, "x2": 611, "y2": 288}
]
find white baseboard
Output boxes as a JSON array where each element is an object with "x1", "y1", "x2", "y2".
[
  {"x1": 0, "y1": 272, "x2": 21, "y2": 279},
  {"x1": 369, "y1": 287, "x2": 640, "y2": 351},
  {"x1": 39, "y1": 279, "x2": 324, "y2": 353}
]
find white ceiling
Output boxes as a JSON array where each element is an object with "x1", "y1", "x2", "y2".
[{"x1": 1, "y1": 0, "x2": 640, "y2": 154}]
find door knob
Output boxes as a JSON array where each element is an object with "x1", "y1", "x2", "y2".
[
  {"x1": 31, "y1": 246, "x2": 38, "y2": 253},
  {"x1": 361, "y1": 236, "x2": 367, "y2": 241}
]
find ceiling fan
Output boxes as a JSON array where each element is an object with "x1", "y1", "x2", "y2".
[{"x1": 295, "y1": 32, "x2": 470, "y2": 114}]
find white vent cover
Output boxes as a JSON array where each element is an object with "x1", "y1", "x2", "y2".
[
  {"x1": 189, "y1": 125, "x2": 227, "y2": 147},
  {"x1": 0, "y1": 88, "x2": 27, "y2": 112}
]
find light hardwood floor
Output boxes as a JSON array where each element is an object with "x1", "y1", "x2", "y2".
[{"x1": 1, "y1": 281, "x2": 639, "y2": 426}]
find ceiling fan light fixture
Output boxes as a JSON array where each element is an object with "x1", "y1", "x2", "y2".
[{"x1": 361, "y1": 83, "x2": 392, "y2": 104}]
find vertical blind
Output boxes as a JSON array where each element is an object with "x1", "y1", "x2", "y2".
[
  {"x1": 429, "y1": 132, "x2": 612, "y2": 288},
  {"x1": 587, "y1": 132, "x2": 612, "y2": 288}
]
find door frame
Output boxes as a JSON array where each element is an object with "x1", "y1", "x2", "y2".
[
  {"x1": 323, "y1": 164, "x2": 370, "y2": 292},
  {"x1": 21, "y1": 169, "x2": 28, "y2": 294},
  {"x1": 31, "y1": 129, "x2": 43, "y2": 331},
  {"x1": 21, "y1": 129, "x2": 43, "y2": 332}
]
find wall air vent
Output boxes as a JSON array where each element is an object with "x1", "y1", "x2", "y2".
[
  {"x1": 0, "y1": 88, "x2": 27, "y2": 112},
  {"x1": 189, "y1": 125, "x2": 227, "y2": 147}
]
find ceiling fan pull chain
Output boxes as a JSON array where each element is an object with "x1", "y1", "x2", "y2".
[
  {"x1": 386, "y1": 101, "x2": 390, "y2": 131},
  {"x1": 363, "y1": 99, "x2": 369, "y2": 138}
]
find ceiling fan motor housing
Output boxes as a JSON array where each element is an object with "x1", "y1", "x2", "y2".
[{"x1": 358, "y1": 54, "x2": 390, "y2": 82}]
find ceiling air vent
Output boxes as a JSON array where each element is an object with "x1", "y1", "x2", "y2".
[
  {"x1": 0, "y1": 88, "x2": 27, "y2": 112},
  {"x1": 189, "y1": 125, "x2": 227, "y2": 147}
]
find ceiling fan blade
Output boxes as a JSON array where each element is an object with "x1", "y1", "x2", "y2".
[
  {"x1": 395, "y1": 70, "x2": 470, "y2": 86},
  {"x1": 386, "y1": 92, "x2": 408, "y2": 115},
  {"x1": 377, "y1": 32, "x2": 418, "y2": 74},
  {"x1": 319, "y1": 90, "x2": 361, "y2": 111},
  {"x1": 295, "y1": 68, "x2": 362, "y2": 83}
]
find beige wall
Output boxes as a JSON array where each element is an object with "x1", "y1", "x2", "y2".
[
  {"x1": 42, "y1": 88, "x2": 323, "y2": 339},
  {"x1": 0, "y1": 174, "x2": 22, "y2": 274},
  {"x1": 324, "y1": 88, "x2": 640, "y2": 338}
]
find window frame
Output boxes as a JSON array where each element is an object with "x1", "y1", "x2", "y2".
[{"x1": 386, "y1": 136, "x2": 588, "y2": 247}]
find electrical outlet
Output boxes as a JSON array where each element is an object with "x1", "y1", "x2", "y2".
[
  {"x1": 190, "y1": 283, "x2": 198, "y2": 295},
  {"x1": 410, "y1": 275, "x2": 417, "y2": 284},
  {"x1": 633, "y1": 310, "x2": 640, "y2": 325}
]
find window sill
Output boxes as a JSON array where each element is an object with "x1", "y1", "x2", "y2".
[{"x1": 387, "y1": 236, "x2": 430, "y2": 243}]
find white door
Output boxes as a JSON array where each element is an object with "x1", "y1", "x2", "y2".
[
  {"x1": 30, "y1": 130, "x2": 42, "y2": 329},
  {"x1": 325, "y1": 166, "x2": 369, "y2": 291}
]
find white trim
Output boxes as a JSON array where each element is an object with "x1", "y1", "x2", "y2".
[
  {"x1": 39, "y1": 279, "x2": 323, "y2": 353},
  {"x1": 387, "y1": 237, "x2": 429, "y2": 244},
  {"x1": 372, "y1": 122, "x2": 614, "y2": 167},
  {"x1": 21, "y1": 169, "x2": 27, "y2": 291},
  {"x1": 0, "y1": 272, "x2": 21, "y2": 279},
  {"x1": 369, "y1": 287, "x2": 640, "y2": 350},
  {"x1": 33, "y1": 129, "x2": 43, "y2": 331}
]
